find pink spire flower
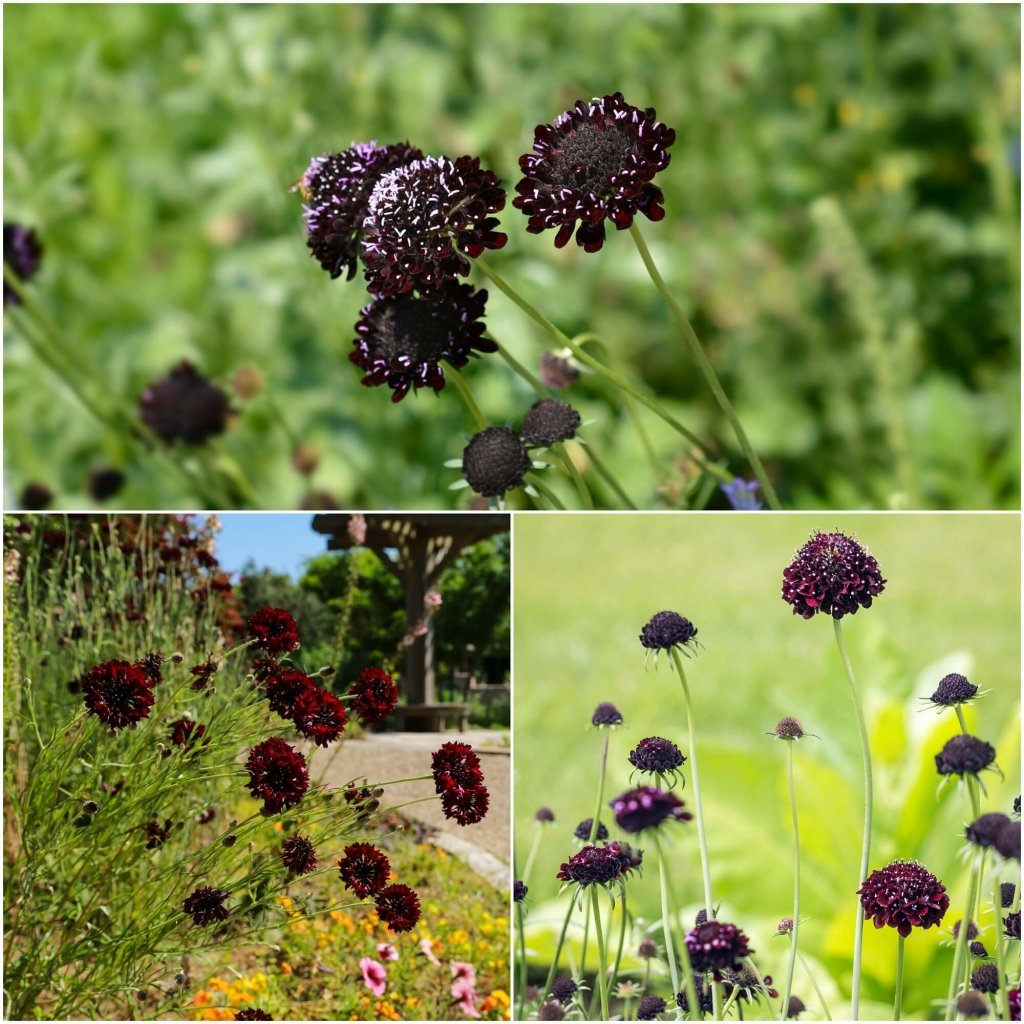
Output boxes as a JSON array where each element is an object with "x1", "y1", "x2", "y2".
[
  {"x1": 376, "y1": 942, "x2": 399, "y2": 962},
  {"x1": 359, "y1": 957, "x2": 387, "y2": 997}
]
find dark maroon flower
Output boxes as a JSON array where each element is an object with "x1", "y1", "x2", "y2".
[
  {"x1": 956, "y1": 991, "x2": 990, "y2": 1019},
  {"x1": 234, "y1": 1011, "x2": 273, "y2": 1021},
  {"x1": 574, "y1": 818, "x2": 609, "y2": 842},
  {"x1": 637, "y1": 995, "x2": 666, "y2": 1020},
  {"x1": 291, "y1": 685, "x2": 347, "y2": 747},
  {"x1": 785, "y1": 995, "x2": 807, "y2": 1019},
  {"x1": 245, "y1": 738, "x2": 309, "y2": 814},
  {"x1": 4, "y1": 223, "x2": 43, "y2": 305},
  {"x1": 18, "y1": 482, "x2": 53, "y2": 509},
  {"x1": 782, "y1": 531, "x2": 886, "y2": 620},
  {"x1": 350, "y1": 284, "x2": 496, "y2": 402},
  {"x1": 1005, "y1": 911, "x2": 1021, "y2": 940},
  {"x1": 250, "y1": 657, "x2": 280, "y2": 682},
  {"x1": 265, "y1": 667, "x2": 316, "y2": 720},
  {"x1": 629, "y1": 736, "x2": 686, "y2": 780},
  {"x1": 591, "y1": 701, "x2": 623, "y2": 727},
  {"x1": 348, "y1": 666, "x2": 399, "y2": 724},
  {"x1": 971, "y1": 963, "x2": 1000, "y2": 993},
  {"x1": 135, "y1": 651, "x2": 163, "y2": 685},
  {"x1": 996, "y1": 819, "x2": 1021, "y2": 861},
  {"x1": 143, "y1": 819, "x2": 174, "y2": 849},
  {"x1": 639, "y1": 611, "x2": 698, "y2": 654},
  {"x1": 83, "y1": 659, "x2": 155, "y2": 731},
  {"x1": 858, "y1": 860, "x2": 949, "y2": 938},
  {"x1": 774, "y1": 717, "x2": 806, "y2": 740},
  {"x1": 198, "y1": 807, "x2": 215, "y2": 824},
  {"x1": 514, "y1": 880, "x2": 527, "y2": 903},
  {"x1": 169, "y1": 717, "x2": 206, "y2": 750},
  {"x1": 362, "y1": 155, "x2": 507, "y2": 297},
  {"x1": 1010, "y1": 988, "x2": 1021, "y2": 1021},
  {"x1": 925, "y1": 673, "x2": 979, "y2": 708},
  {"x1": 88, "y1": 466, "x2": 126, "y2": 502},
  {"x1": 638, "y1": 938, "x2": 659, "y2": 959},
  {"x1": 611, "y1": 785, "x2": 693, "y2": 833},
  {"x1": 281, "y1": 834, "x2": 317, "y2": 876},
  {"x1": 513, "y1": 92, "x2": 675, "y2": 252},
  {"x1": 521, "y1": 399, "x2": 581, "y2": 447},
  {"x1": 535, "y1": 806, "x2": 556, "y2": 823},
  {"x1": 967, "y1": 813, "x2": 1013, "y2": 850},
  {"x1": 557, "y1": 842, "x2": 642, "y2": 887},
  {"x1": 461, "y1": 427, "x2": 531, "y2": 498},
  {"x1": 538, "y1": 1002, "x2": 565, "y2": 1021},
  {"x1": 935, "y1": 734, "x2": 997, "y2": 777},
  {"x1": 540, "y1": 350, "x2": 580, "y2": 389},
  {"x1": 953, "y1": 919, "x2": 979, "y2": 941},
  {"x1": 182, "y1": 886, "x2": 230, "y2": 926},
  {"x1": 970, "y1": 941, "x2": 989, "y2": 958},
  {"x1": 676, "y1": 976, "x2": 714, "y2": 1015},
  {"x1": 440, "y1": 782, "x2": 489, "y2": 826},
  {"x1": 190, "y1": 660, "x2": 218, "y2": 690},
  {"x1": 374, "y1": 883, "x2": 421, "y2": 932},
  {"x1": 247, "y1": 607, "x2": 300, "y2": 655},
  {"x1": 685, "y1": 919, "x2": 754, "y2": 975},
  {"x1": 1002, "y1": 882, "x2": 1017, "y2": 908},
  {"x1": 299, "y1": 141, "x2": 423, "y2": 281},
  {"x1": 343, "y1": 783, "x2": 381, "y2": 818},
  {"x1": 140, "y1": 361, "x2": 231, "y2": 445},
  {"x1": 339, "y1": 842, "x2": 391, "y2": 898},
  {"x1": 431, "y1": 741, "x2": 483, "y2": 793},
  {"x1": 550, "y1": 977, "x2": 577, "y2": 1004}
]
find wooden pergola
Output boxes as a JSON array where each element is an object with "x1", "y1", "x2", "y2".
[{"x1": 310, "y1": 513, "x2": 510, "y2": 717}]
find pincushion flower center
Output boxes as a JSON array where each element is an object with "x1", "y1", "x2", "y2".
[
  {"x1": 376, "y1": 299, "x2": 453, "y2": 364},
  {"x1": 556, "y1": 123, "x2": 632, "y2": 195}
]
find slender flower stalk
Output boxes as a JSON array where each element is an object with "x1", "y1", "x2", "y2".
[
  {"x1": 653, "y1": 833, "x2": 680, "y2": 995},
  {"x1": 522, "y1": 827, "x2": 546, "y2": 887},
  {"x1": 953, "y1": 706, "x2": 983, "y2": 819},
  {"x1": 797, "y1": 950, "x2": 833, "y2": 1021},
  {"x1": 652, "y1": 830, "x2": 701, "y2": 1020},
  {"x1": 515, "y1": 898, "x2": 528, "y2": 1020},
  {"x1": 893, "y1": 935, "x2": 906, "y2": 1021},
  {"x1": 608, "y1": 891, "x2": 629, "y2": 1008},
  {"x1": 945, "y1": 854, "x2": 989, "y2": 1016},
  {"x1": 542, "y1": 898, "x2": 577, "y2": 1004},
  {"x1": 588, "y1": 732, "x2": 611, "y2": 844},
  {"x1": 591, "y1": 887, "x2": 610, "y2": 1021},
  {"x1": 628, "y1": 223, "x2": 782, "y2": 510},
  {"x1": 832, "y1": 618, "x2": 873, "y2": 1019},
  {"x1": 993, "y1": 879, "x2": 1011, "y2": 1021},
  {"x1": 781, "y1": 740, "x2": 801, "y2": 1022}
]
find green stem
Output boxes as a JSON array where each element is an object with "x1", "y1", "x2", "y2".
[
  {"x1": 516, "y1": 899, "x2": 528, "y2": 1021},
  {"x1": 554, "y1": 442, "x2": 594, "y2": 509},
  {"x1": 591, "y1": 887, "x2": 610, "y2": 1022},
  {"x1": 542, "y1": 897, "x2": 577, "y2": 1003},
  {"x1": 945, "y1": 853, "x2": 984, "y2": 1021},
  {"x1": 447, "y1": 366, "x2": 488, "y2": 429},
  {"x1": 671, "y1": 650, "x2": 714, "y2": 916},
  {"x1": 954, "y1": 707, "x2": 983, "y2": 819},
  {"x1": 522, "y1": 827, "x2": 545, "y2": 887},
  {"x1": 653, "y1": 832, "x2": 681, "y2": 996},
  {"x1": 525, "y1": 473, "x2": 567, "y2": 510},
  {"x1": 588, "y1": 733, "x2": 610, "y2": 844},
  {"x1": 628, "y1": 224, "x2": 782, "y2": 510},
  {"x1": 993, "y1": 878, "x2": 1010, "y2": 1022},
  {"x1": 893, "y1": 935, "x2": 905, "y2": 1021},
  {"x1": 833, "y1": 618, "x2": 873, "y2": 1021},
  {"x1": 608, "y1": 889, "x2": 628, "y2": 1005},
  {"x1": 781, "y1": 741, "x2": 801, "y2": 1022},
  {"x1": 796, "y1": 950, "x2": 833, "y2": 1021}
]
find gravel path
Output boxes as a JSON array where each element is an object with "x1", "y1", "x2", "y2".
[{"x1": 304, "y1": 730, "x2": 510, "y2": 888}]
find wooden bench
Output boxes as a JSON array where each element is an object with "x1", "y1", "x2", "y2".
[{"x1": 393, "y1": 703, "x2": 471, "y2": 733}]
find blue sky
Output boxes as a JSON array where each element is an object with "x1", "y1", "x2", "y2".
[{"x1": 208, "y1": 513, "x2": 329, "y2": 579}]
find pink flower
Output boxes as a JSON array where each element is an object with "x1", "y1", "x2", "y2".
[
  {"x1": 412, "y1": 620, "x2": 428, "y2": 637},
  {"x1": 451, "y1": 961, "x2": 477, "y2": 988},
  {"x1": 376, "y1": 942, "x2": 398, "y2": 962},
  {"x1": 420, "y1": 938, "x2": 441, "y2": 965},
  {"x1": 347, "y1": 514, "x2": 367, "y2": 546},
  {"x1": 452, "y1": 977, "x2": 481, "y2": 1018},
  {"x1": 359, "y1": 957, "x2": 387, "y2": 996},
  {"x1": 424, "y1": 589, "x2": 442, "y2": 609}
]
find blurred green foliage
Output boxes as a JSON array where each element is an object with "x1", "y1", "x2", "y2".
[
  {"x1": 4, "y1": 4, "x2": 1019, "y2": 509},
  {"x1": 513, "y1": 514, "x2": 1019, "y2": 1017}
]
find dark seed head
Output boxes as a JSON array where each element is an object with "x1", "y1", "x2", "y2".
[
  {"x1": 538, "y1": 1002, "x2": 565, "y2": 1022},
  {"x1": 955, "y1": 991, "x2": 990, "y2": 1019},
  {"x1": 952, "y1": 919, "x2": 979, "y2": 941},
  {"x1": 935, "y1": 734, "x2": 996, "y2": 777},
  {"x1": 535, "y1": 806, "x2": 556, "y2": 823},
  {"x1": 786, "y1": 995, "x2": 807, "y2": 1019},
  {"x1": 1002, "y1": 883, "x2": 1016, "y2": 908},
  {"x1": 3, "y1": 223, "x2": 43, "y2": 304},
  {"x1": 521, "y1": 399, "x2": 582, "y2": 446},
  {"x1": 639, "y1": 611, "x2": 697, "y2": 652},
  {"x1": 591, "y1": 701, "x2": 623, "y2": 727},
  {"x1": 513, "y1": 880, "x2": 527, "y2": 903},
  {"x1": 139, "y1": 361, "x2": 231, "y2": 445},
  {"x1": 966, "y1": 813, "x2": 1012, "y2": 850},
  {"x1": 971, "y1": 963, "x2": 1000, "y2": 994},
  {"x1": 629, "y1": 736, "x2": 686, "y2": 774},
  {"x1": 550, "y1": 977, "x2": 577, "y2": 1005},
  {"x1": 461, "y1": 427, "x2": 531, "y2": 498},
  {"x1": 774, "y1": 717, "x2": 805, "y2": 740},
  {"x1": 638, "y1": 938, "x2": 659, "y2": 959},
  {"x1": 970, "y1": 941, "x2": 989, "y2": 958},
  {"x1": 637, "y1": 995, "x2": 666, "y2": 1020},
  {"x1": 540, "y1": 350, "x2": 580, "y2": 389},
  {"x1": 929, "y1": 673, "x2": 979, "y2": 706},
  {"x1": 574, "y1": 818, "x2": 609, "y2": 842},
  {"x1": 1004, "y1": 911, "x2": 1021, "y2": 940}
]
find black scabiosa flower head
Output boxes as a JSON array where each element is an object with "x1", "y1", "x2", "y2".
[
  {"x1": 514, "y1": 92, "x2": 675, "y2": 252},
  {"x1": 461, "y1": 427, "x2": 532, "y2": 499},
  {"x1": 535, "y1": 806, "x2": 556, "y2": 823},
  {"x1": 574, "y1": 818, "x2": 609, "y2": 842},
  {"x1": 922, "y1": 672, "x2": 980, "y2": 712},
  {"x1": 139, "y1": 361, "x2": 231, "y2": 445},
  {"x1": 339, "y1": 842, "x2": 391, "y2": 898},
  {"x1": 348, "y1": 666, "x2": 400, "y2": 724},
  {"x1": 638, "y1": 937, "x2": 659, "y2": 959},
  {"x1": 1005, "y1": 911, "x2": 1021, "y2": 940},
  {"x1": 785, "y1": 995, "x2": 807, "y2": 1019},
  {"x1": 83, "y1": 659, "x2": 155, "y2": 731},
  {"x1": 639, "y1": 611, "x2": 698, "y2": 660},
  {"x1": 281, "y1": 834, "x2": 317, "y2": 876},
  {"x1": 557, "y1": 842, "x2": 642, "y2": 888},
  {"x1": 966, "y1": 813, "x2": 1013, "y2": 850},
  {"x1": 637, "y1": 995, "x2": 666, "y2": 1020},
  {"x1": 550, "y1": 977, "x2": 577, "y2": 1005},
  {"x1": 244, "y1": 738, "x2": 309, "y2": 815},
  {"x1": 628, "y1": 737, "x2": 686, "y2": 787},
  {"x1": 935, "y1": 734, "x2": 997, "y2": 778},
  {"x1": 611, "y1": 785, "x2": 693, "y2": 834},
  {"x1": 183, "y1": 886, "x2": 230, "y2": 926},
  {"x1": 291, "y1": 685, "x2": 348, "y2": 747},
  {"x1": 362, "y1": 155, "x2": 507, "y2": 297},
  {"x1": 858, "y1": 860, "x2": 949, "y2": 938},
  {"x1": 350, "y1": 284, "x2": 496, "y2": 402},
  {"x1": 3, "y1": 223, "x2": 43, "y2": 305},
  {"x1": 299, "y1": 141, "x2": 423, "y2": 281},
  {"x1": 676, "y1": 975, "x2": 715, "y2": 1015},
  {"x1": 591, "y1": 701, "x2": 624, "y2": 727},
  {"x1": 971, "y1": 963, "x2": 1000, "y2": 994},
  {"x1": 374, "y1": 883, "x2": 421, "y2": 932},
  {"x1": 521, "y1": 399, "x2": 582, "y2": 447},
  {"x1": 247, "y1": 607, "x2": 300, "y2": 655},
  {"x1": 774, "y1": 717, "x2": 806, "y2": 740},
  {"x1": 234, "y1": 1011, "x2": 273, "y2": 1021},
  {"x1": 952, "y1": 919, "x2": 979, "y2": 941},
  {"x1": 956, "y1": 991, "x2": 990, "y2": 1020},
  {"x1": 970, "y1": 941, "x2": 989, "y2": 958},
  {"x1": 88, "y1": 466, "x2": 126, "y2": 502},
  {"x1": 513, "y1": 880, "x2": 527, "y2": 903},
  {"x1": 685, "y1": 919, "x2": 754, "y2": 975},
  {"x1": 997, "y1": 819, "x2": 1021, "y2": 861},
  {"x1": 1002, "y1": 882, "x2": 1017, "y2": 908},
  {"x1": 782, "y1": 531, "x2": 886, "y2": 620},
  {"x1": 538, "y1": 1002, "x2": 565, "y2": 1022}
]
